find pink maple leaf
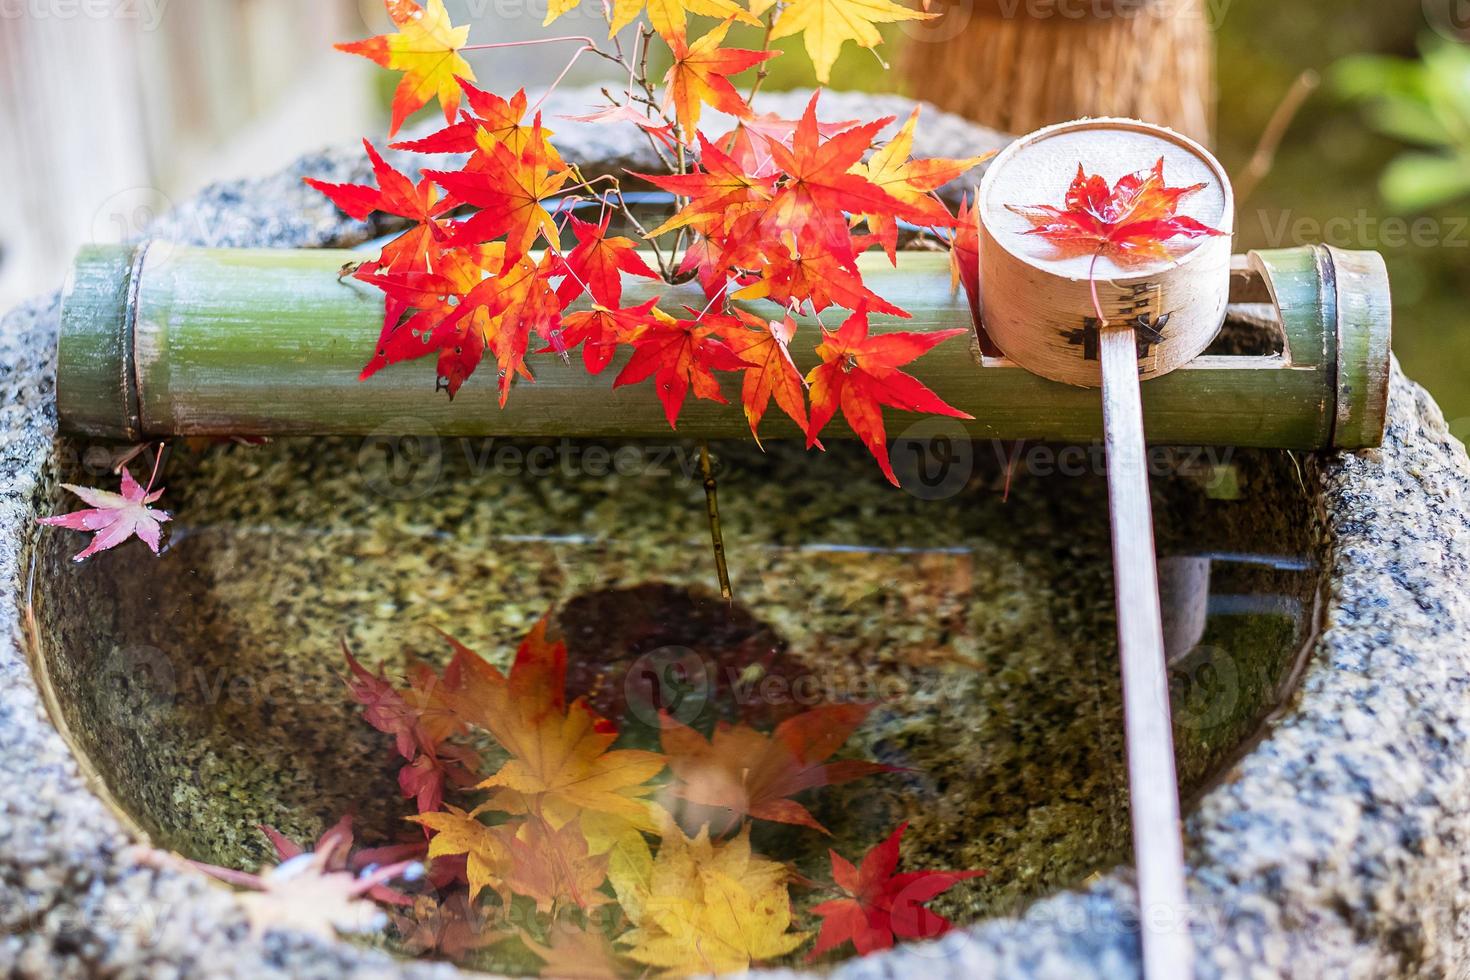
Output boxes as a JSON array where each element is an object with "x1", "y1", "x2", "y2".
[{"x1": 39, "y1": 465, "x2": 170, "y2": 562}]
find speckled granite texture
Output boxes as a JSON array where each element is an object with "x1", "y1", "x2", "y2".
[{"x1": 2, "y1": 88, "x2": 1468, "y2": 978}]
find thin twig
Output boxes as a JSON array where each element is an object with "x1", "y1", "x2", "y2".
[
  {"x1": 1234, "y1": 70, "x2": 1320, "y2": 207},
  {"x1": 699, "y1": 442, "x2": 733, "y2": 602}
]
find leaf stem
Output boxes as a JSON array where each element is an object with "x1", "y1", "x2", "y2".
[
  {"x1": 1088, "y1": 251, "x2": 1108, "y2": 329},
  {"x1": 145, "y1": 442, "x2": 167, "y2": 494},
  {"x1": 699, "y1": 442, "x2": 733, "y2": 603}
]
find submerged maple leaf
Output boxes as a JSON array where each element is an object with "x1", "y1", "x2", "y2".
[
  {"x1": 437, "y1": 621, "x2": 667, "y2": 834},
  {"x1": 615, "y1": 822, "x2": 808, "y2": 975},
  {"x1": 659, "y1": 702, "x2": 896, "y2": 835},
  {"x1": 391, "y1": 893, "x2": 506, "y2": 962},
  {"x1": 806, "y1": 307, "x2": 973, "y2": 486},
  {"x1": 1006, "y1": 157, "x2": 1227, "y2": 325},
  {"x1": 40, "y1": 464, "x2": 170, "y2": 562},
  {"x1": 522, "y1": 920, "x2": 628, "y2": 979},
  {"x1": 337, "y1": 0, "x2": 474, "y2": 137},
  {"x1": 808, "y1": 821, "x2": 985, "y2": 959}
]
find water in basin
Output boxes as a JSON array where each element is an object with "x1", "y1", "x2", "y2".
[{"x1": 27, "y1": 433, "x2": 1317, "y2": 972}]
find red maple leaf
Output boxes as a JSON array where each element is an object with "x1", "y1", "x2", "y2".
[
  {"x1": 634, "y1": 133, "x2": 777, "y2": 239},
  {"x1": 759, "y1": 94, "x2": 902, "y2": 266},
  {"x1": 305, "y1": 140, "x2": 451, "y2": 275},
  {"x1": 1006, "y1": 157, "x2": 1227, "y2": 323},
  {"x1": 806, "y1": 307, "x2": 972, "y2": 486},
  {"x1": 950, "y1": 193, "x2": 980, "y2": 328},
  {"x1": 555, "y1": 297, "x2": 659, "y2": 375},
  {"x1": 355, "y1": 245, "x2": 502, "y2": 382},
  {"x1": 555, "y1": 213, "x2": 660, "y2": 308},
  {"x1": 659, "y1": 702, "x2": 896, "y2": 834},
  {"x1": 39, "y1": 465, "x2": 169, "y2": 562},
  {"x1": 432, "y1": 252, "x2": 564, "y2": 402},
  {"x1": 613, "y1": 308, "x2": 748, "y2": 427},
  {"x1": 715, "y1": 110, "x2": 859, "y2": 176},
  {"x1": 808, "y1": 822, "x2": 985, "y2": 960}
]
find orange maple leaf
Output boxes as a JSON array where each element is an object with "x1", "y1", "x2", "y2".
[
  {"x1": 634, "y1": 133, "x2": 777, "y2": 239},
  {"x1": 659, "y1": 702, "x2": 896, "y2": 834},
  {"x1": 437, "y1": 621, "x2": 667, "y2": 833},
  {"x1": 758, "y1": 94, "x2": 902, "y2": 266},
  {"x1": 612, "y1": 307, "x2": 749, "y2": 428},
  {"x1": 663, "y1": 18, "x2": 777, "y2": 136},
  {"x1": 430, "y1": 252, "x2": 564, "y2": 402},
  {"x1": 522, "y1": 920, "x2": 627, "y2": 979},
  {"x1": 501, "y1": 816, "x2": 613, "y2": 914},
  {"x1": 805, "y1": 306, "x2": 973, "y2": 486},
  {"x1": 807, "y1": 821, "x2": 985, "y2": 960},
  {"x1": 336, "y1": 0, "x2": 474, "y2": 137},
  {"x1": 428, "y1": 117, "x2": 571, "y2": 265},
  {"x1": 391, "y1": 82, "x2": 560, "y2": 167},
  {"x1": 710, "y1": 309, "x2": 810, "y2": 444}
]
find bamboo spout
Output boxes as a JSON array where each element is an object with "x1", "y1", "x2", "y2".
[{"x1": 57, "y1": 243, "x2": 1389, "y2": 449}]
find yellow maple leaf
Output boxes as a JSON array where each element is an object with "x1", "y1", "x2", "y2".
[
  {"x1": 851, "y1": 107, "x2": 994, "y2": 258},
  {"x1": 614, "y1": 823, "x2": 809, "y2": 975},
  {"x1": 437, "y1": 622, "x2": 666, "y2": 832},
  {"x1": 409, "y1": 805, "x2": 512, "y2": 899},
  {"x1": 604, "y1": 0, "x2": 760, "y2": 43},
  {"x1": 769, "y1": 0, "x2": 933, "y2": 84},
  {"x1": 338, "y1": 0, "x2": 475, "y2": 136}
]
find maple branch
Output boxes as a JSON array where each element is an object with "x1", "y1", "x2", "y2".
[
  {"x1": 745, "y1": 11, "x2": 777, "y2": 104},
  {"x1": 1234, "y1": 70, "x2": 1320, "y2": 207},
  {"x1": 459, "y1": 36, "x2": 600, "y2": 54},
  {"x1": 699, "y1": 441, "x2": 734, "y2": 603}
]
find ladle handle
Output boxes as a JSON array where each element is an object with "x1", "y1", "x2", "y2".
[{"x1": 1100, "y1": 325, "x2": 1194, "y2": 979}]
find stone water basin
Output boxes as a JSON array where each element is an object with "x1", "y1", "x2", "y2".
[{"x1": 4, "y1": 90, "x2": 1469, "y2": 978}]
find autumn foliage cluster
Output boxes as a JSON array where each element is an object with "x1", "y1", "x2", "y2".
[
  {"x1": 306, "y1": 0, "x2": 992, "y2": 485},
  {"x1": 330, "y1": 618, "x2": 983, "y2": 972}
]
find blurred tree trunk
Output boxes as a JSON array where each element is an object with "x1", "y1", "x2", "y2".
[{"x1": 902, "y1": 0, "x2": 1215, "y2": 144}]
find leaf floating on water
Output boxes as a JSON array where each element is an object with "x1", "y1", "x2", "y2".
[
  {"x1": 39, "y1": 466, "x2": 170, "y2": 562},
  {"x1": 184, "y1": 818, "x2": 422, "y2": 942},
  {"x1": 808, "y1": 820, "x2": 985, "y2": 960}
]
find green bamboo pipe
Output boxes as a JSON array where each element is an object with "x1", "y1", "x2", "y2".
[{"x1": 57, "y1": 242, "x2": 1390, "y2": 449}]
